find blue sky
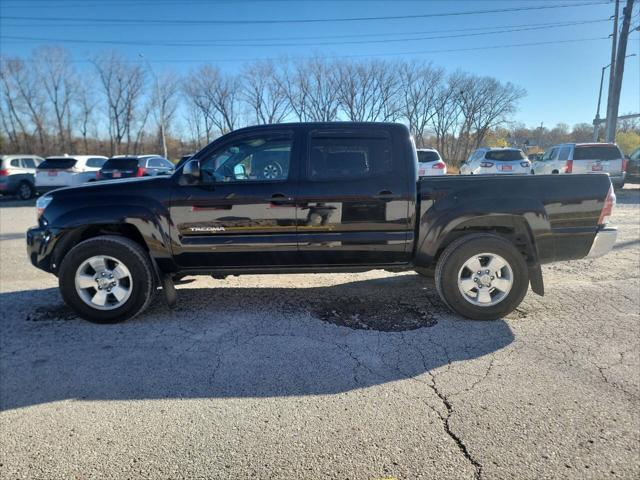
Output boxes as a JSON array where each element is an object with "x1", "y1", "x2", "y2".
[{"x1": 1, "y1": 0, "x2": 638, "y2": 128}]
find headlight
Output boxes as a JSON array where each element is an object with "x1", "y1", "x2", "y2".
[{"x1": 36, "y1": 195, "x2": 52, "y2": 219}]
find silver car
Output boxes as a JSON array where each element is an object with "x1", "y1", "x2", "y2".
[
  {"x1": 460, "y1": 148, "x2": 531, "y2": 175},
  {"x1": 532, "y1": 143, "x2": 626, "y2": 188},
  {"x1": 0, "y1": 155, "x2": 44, "y2": 199}
]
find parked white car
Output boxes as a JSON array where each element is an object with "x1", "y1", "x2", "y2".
[
  {"x1": 531, "y1": 143, "x2": 626, "y2": 189},
  {"x1": 460, "y1": 148, "x2": 531, "y2": 175},
  {"x1": 35, "y1": 155, "x2": 108, "y2": 194},
  {"x1": 416, "y1": 148, "x2": 447, "y2": 176}
]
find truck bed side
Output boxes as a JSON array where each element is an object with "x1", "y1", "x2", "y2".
[{"x1": 414, "y1": 173, "x2": 612, "y2": 267}]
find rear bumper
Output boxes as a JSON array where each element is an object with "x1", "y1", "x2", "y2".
[{"x1": 586, "y1": 227, "x2": 617, "y2": 258}]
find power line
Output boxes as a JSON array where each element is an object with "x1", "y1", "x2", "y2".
[
  {"x1": 9, "y1": 35, "x2": 609, "y2": 64},
  {"x1": 0, "y1": 1, "x2": 611, "y2": 25},
  {"x1": 0, "y1": 19, "x2": 610, "y2": 48}
]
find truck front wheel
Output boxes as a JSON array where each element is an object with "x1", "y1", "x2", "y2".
[
  {"x1": 58, "y1": 235, "x2": 155, "y2": 323},
  {"x1": 435, "y1": 233, "x2": 529, "y2": 320}
]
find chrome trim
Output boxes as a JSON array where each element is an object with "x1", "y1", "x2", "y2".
[{"x1": 587, "y1": 227, "x2": 617, "y2": 258}]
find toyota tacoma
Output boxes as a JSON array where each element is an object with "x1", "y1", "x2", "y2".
[{"x1": 27, "y1": 122, "x2": 617, "y2": 323}]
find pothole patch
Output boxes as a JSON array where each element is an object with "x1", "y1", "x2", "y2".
[
  {"x1": 26, "y1": 305, "x2": 78, "y2": 322},
  {"x1": 309, "y1": 297, "x2": 439, "y2": 332}
]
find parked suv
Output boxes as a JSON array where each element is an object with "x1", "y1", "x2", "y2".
[
  {"x1": 626, "y1": 147, "x2": 640, "y2": 182},
  {"x1": 0, "y1": 155, "x2": 43, "y2": 199},
  {"x1": 532, "y1": 143, "x2": 626, "y2": 188},
  {"x1": 416, "y1": 148, "x2": 447, "y2": 177},
  {"x1": 36, "y1": 155, "x2": 107, "y2": 194},
  {"x1": 97, "y1": 155, "x2": 174, "y2": 180},
  {"x1": 460, "y1": 148, "x2": 531, "y2": 175}
]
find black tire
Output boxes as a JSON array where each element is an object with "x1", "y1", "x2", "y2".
[
  {"x1": 435, "y1": 233, "x2": 529, "y2": 321},
  {"x1": 17, "y1": 181, "x2": 34, "y2": 200},
  {"x1": 58, "y1": 235, "x2": 155, "y2": 323}
]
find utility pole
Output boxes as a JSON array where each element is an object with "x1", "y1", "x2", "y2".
[
  {"x1": 604, "y1": 0, "x2": 620, "y2": 141},
  {"x1": 605, "y1": 0, "x2": 636, "y2": 142}
]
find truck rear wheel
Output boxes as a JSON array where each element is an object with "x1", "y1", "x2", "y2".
[
  {"x1": 435, "y1": 233, "x2": 529, "y2": 320},
  {"x1": 58, "y1": 235, "x2": 155, "y2": 323}
]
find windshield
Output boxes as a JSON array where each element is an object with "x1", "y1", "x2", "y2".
[
  {"x1": 485, "y1": 150, "x2": 526, "y2": 161},
  {"x1": 573, "y1": 145, "x2": 622, "y2": 161},
  {"x1": 417, "y1": 151, "x2": 440, "y2": 163},
  {"x1": 38, "y1": 158, "x2": 77, "y2": 170}
]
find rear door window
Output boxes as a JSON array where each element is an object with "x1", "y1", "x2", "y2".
[
  {"x1": 38, "y1": 158, "x2": 77, "y2": 170},
  {"x1": 21, "y1": 158, "x2": 36, "y2": 168},
  {"x1": 573, "y1": 145, "x2": 622, "y2": 160},
  {"x1": 308, "y1": 133, "x2": 393, "y2": 181}
]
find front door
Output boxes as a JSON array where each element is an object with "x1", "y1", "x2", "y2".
[
  {"x1": 296, "y1": 127, "x2": 412, "y2": 265},
  {"x1": 170, "y1": 130, "x2": 300, "y2": 268}
]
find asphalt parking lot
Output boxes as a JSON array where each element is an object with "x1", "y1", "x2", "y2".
[{"x1": 1, "y1": 186, "x2": 638, "y2": 479}]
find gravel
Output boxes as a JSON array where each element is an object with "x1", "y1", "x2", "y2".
[{"x1": 1, "y1": 186, "x2": 638, "y2": 479}]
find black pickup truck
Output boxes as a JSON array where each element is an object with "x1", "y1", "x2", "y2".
[{"x1": 27, "y1": 122, "x2": 617, "y2": 323}]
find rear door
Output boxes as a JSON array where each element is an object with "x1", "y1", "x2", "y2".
[
  {"x1": 296, "y1": 127, "x2": 412, "y2": 265},
  {"x1": 571, "y1": 144, "x2": 623, "y2": 175},
  {"x1": 170, "y1": 129, "x2": 300, "y2": 268}
]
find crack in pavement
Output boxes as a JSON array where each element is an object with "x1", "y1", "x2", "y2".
[{"x1": 398, "y1": 332, "x2": 484, "y2": 480}]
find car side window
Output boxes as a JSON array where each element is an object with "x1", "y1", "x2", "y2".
[
  {"x1": 162, "y1": 160, "x2": 174, "y2": 169},
  {"x1": 21, "y1": 158, "x2": 36, "y2": 168},
  {"x1": 308, "y1": 133, "x2": 392, "y2": 181},
  {"x1": 86, "y1": 158, "x2": 106, "y2": 168},
  {"x1": 558, "y1": 147, "x2": 571, "y2": 161},
  {"x1": 543, "y1": 148, "x2": 558, "y2": 161},
  {"x1": 200, "y1": 132, "x2": 293, "y2": 183},
  {"x1": 148, "y1": 158, "x2": 164, "y2": 168},
  {"x1": 10, "y1": 159, "x2": 20, "y2": 167}
]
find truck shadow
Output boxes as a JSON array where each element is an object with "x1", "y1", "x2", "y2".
[{"x1": 0, "y1": 274, "x2": 515, "y2": 411}]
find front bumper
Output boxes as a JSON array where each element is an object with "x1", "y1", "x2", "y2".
[
  {"x1": 586, "y1": 227, "x2": 617, "y2": 258},
  {"x1": 26, "y1": 225, "x2": 56, "y2": 272}
]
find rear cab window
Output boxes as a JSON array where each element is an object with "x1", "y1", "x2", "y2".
[
  {"x1": 38, "y1": 158, "x2": 77, "y2": 170},
  {"x1": 308, "y1": 130, "x2": 393, "y2": 181}
]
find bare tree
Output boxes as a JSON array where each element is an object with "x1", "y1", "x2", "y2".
[
  {"x1": 0, "y1": 56, "x2": 48, "y2": 152},
  {"x1": 397, "y1": 61, "x2": 443, "y2": 146},
  {"x1": 34, "y1": 47, "x2": 77, "y2": 151},
  {"x1": 75, "y1": 79, "x2": 98, "y2": 154},
  {"x1": 337, "y1": 60, "x2": 401, "y2": 122},
  {"x1": 282, "y1": 58, "x2": 340, "y2": 122},
  {"x1": 469, "y1": 77, "x2": 526, "y2": 149},
  {"x1": 150, "y1": 70, "x2": 180, "y2": 157},
  {"x1": 93, "y1": 52, "x2": 146, "y2": 155},
  {"x1": 242, "y1": 60, "x2": 290, "y2": 124},
  {"x1": 183, "y1": 65, "x2": 240, "y2": 138}
]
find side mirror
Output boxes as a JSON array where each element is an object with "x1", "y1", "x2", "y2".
[
  {"x1": 233, "y1": 164, "x2": 247, "y2": 179},
  {"x1": 181, "y1": 159, "x2": 201, "y2": 184}
]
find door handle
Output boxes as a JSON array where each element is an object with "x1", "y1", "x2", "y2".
[
  {"x1": 270, "y1": 193, "x2": 294, "y2": 206},
  {"x1": 374, "y1": 190, "x2": 397, "y2": 202}
]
